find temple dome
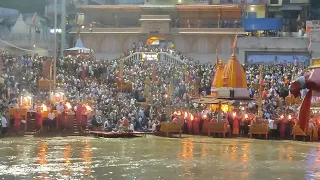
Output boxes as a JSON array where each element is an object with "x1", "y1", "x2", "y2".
[
  {"x1": 10, "y1": 14, "x2": 29, "y2": 40},
  {"x1": 210, "y1": 60, "x2": 224, "y2": 96},
  {"x1": 222, "y1": 53, "x2": 247, "y2": 88}
]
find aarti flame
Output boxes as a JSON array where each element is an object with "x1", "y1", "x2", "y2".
[
  {"x1": 41, "y1": 104, "x2": 48, "y2": 112},
  {"x1": 65, "y1": 102, "x2": 72, "y2": 110}
]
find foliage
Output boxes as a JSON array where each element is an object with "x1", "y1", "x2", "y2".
[{"x1": 0, "y1": 0, "x2": 48, "y2": 14}]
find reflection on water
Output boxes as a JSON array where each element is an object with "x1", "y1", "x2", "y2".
[{"x1": 0, "y1": 136, "x2": 320, "y2": 179}]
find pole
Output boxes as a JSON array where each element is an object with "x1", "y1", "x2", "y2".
[
  {"x1": 258, "y1": 65, "x2": 263, "y2": 120},
  {"x1": 60, "y1": 0, "x2": 66, "y2": 58},
  {"x1": 53, "y1": 0, "x2": 57, "y2": 91}
]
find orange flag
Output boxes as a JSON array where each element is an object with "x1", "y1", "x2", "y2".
[{"x1": 231, "y1": 29, "x2": 239, "y2": 49}]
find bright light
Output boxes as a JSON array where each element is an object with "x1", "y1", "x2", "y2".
[
  {"x1": 164, "y1": 94, "x2": 168, "y2": 98},
  {"x1": 50, "y1": 29, "x2": 62, "y2": 34},
  {"x1": 280, "y1": 115, "x2": 284, "y2": 119},
  {"x1": 190, "y1": 114, "x2": 194, "y2": 121},
  {"x1": 233, "y1": 112, "x2": 236, "y2": 117},
  {"x1": 288, "y1": 115, "x2": 292, "y2": 120},
  {"x1": 250, "y1": 6, "x2": 255, "y2": 11},
  {"x1": 41, "y1": 104, "x2": 48, "y2": 112},
  {"x1": 203, "y1": 114, "x2": 207, "y2": 119},
  {"x1": 33, "y1": 45, "x2": 36, "y2": 48},
  {"x1": 65, "y1": 102, "x2": 72, "y2": 110},
  {"x1": 81, "y1": 25, "x2": 84, "y2": 28},
  {"x1": 245, "y1": 114, "x2": 248, "y2": 119},
  {"x1": 184, "y1": 112, "x2": 188, "y2": 118},
  {"x1": 85, "y1": 105, "x2": 92, "y2": 112}
]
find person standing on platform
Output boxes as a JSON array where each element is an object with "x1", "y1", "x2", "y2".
[
  {"x1": 1, "y1": 113, "x2": 8, "y2": 135},
  {"x1": 48, "y1": 110, "x2": 56, "y2": 131},
  {"x1": 233, "y1": 112, "x2": 240, "y2": 136},
  {"x1": 14, "y1": 112, "x2": 21, "y2": 134},
  {"x1": 56, "y1": 102, "x2": 65, "y2": 130}
]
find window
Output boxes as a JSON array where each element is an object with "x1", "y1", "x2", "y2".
[{"x1": 270, "y1": 0, "x2": 279, "y2": 4}]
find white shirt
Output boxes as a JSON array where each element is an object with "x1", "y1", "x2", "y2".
[
  {"x1": 129, "y1": 124, "x2": 134, "y2": 131},
  {"x1": 1, "y1": 117, "x2": 7, "y2": 127},
  {"x1": 48, "y1": 113, "x2": 55, "y2": 120},
  {"x1": 268, "y1": 119, "x2": 277, "y2": 129}
]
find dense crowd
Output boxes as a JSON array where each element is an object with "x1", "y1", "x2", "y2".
[{"x1": 0, "y1": 46, "x2": 309, "y2": 133}]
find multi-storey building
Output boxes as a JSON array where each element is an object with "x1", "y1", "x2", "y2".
[{"x1": 70, "y1": 0, "x2": 271, "y2": 61}]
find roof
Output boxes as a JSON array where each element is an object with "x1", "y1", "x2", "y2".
[
  {"x1": 78, "y1": 5, "x2": 242, "y2": 12},
  {"x1": 280, "y1": 4, "x2": 302, "y2": 11}
]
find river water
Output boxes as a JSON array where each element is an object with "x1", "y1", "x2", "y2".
[{"x1": 0, "y1": 135, "x2": 319, "y2": 180}]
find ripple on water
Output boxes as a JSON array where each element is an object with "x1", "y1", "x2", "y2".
[{"x1": 0, "y1": 136, "x2": 319, "y2": 180}]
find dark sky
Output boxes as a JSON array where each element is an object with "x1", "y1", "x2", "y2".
[{"x1": 0, "y1": 0, "x2": 48, "y2": 14}]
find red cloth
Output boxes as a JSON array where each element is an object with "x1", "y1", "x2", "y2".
[
  {"x1": 76, "y1": 104, "x2": 83, "y2": 124},
  {"x1": 298, "y1": 90, "x2": 312, "y2": 133},
  {"x1": 233, "y1": 116, "x2": 240, "y2": 135},
  {"x1": 14, "y1": 114, "x2": 21, "y2": 133},
  {"x1": 202, "y1": 120, "x2": 209, "y2": 134},
  {"x1": 280, "y1": 120, "x2": 286, "y2": 138},
  {"x1": 193, "y1": 116, "x2": 200, "y2": 135},
  {"x1": 187, "y1": 118, "x2": 193, "y2": 134},
  {"x1": 81, "y1": 114, "x2": 88, "y2": 128},
  {"x1": 35, "y1": 112, "x2": 43, "y2": 130},
  {"x1": 58, "y1": 113, "x2": 67, "y2": 129}
]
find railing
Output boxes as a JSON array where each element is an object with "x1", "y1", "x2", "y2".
[
  {"x1": 219, "y1": 0, "x2": 266, "y2": 4},
  {"x1": 124, "y1": 52, "x2": 185, "y2": 65}
]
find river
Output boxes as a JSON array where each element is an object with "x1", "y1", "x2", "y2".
[{"x1": 0, "y1": 135, "x2": 319, "y2": 180}]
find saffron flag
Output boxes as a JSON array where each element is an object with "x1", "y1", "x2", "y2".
[
  {"x1": 231, "y1": 29, "x2": 239, "y2": 49},
  {"x1": 32, "y1": 12, "x2": 37, "y2": 28}
]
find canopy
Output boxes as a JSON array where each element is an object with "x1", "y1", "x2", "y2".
[
  {"x1": 242, "y1": 18, "x2": 282, "y2": 31},
  {"x1": 65, "y1": 38, "x2": 92, "y2": 53}
]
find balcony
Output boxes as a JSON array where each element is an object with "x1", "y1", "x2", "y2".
[{"x1": 219, "y1": 0, "x2": 266, "y2": 4}]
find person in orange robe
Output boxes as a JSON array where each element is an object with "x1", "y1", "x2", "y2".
[
  {"x1": 202, "y1": 116, "x2": 209, "y2": 134},
  {"x1": 76, "y1": 104, "x2": 83, "y2": 125},
  {"x1": 233, "y1": 113, "x2": 240, "y2": 135},
  {"x1": 187, "y1": 115, "x2": 193, "y2": 134},
  {"x1": 35, "y1": 110, "x2": 43, "y2": 131},
  {"x1": 14, "y1": 113, "x2": 21, "y2": 133},
  {"x1": 193, "y1": 115, "x2": 200, "y2": 135},
  {"x1": 279, "y1": 116, "x2": 286, "y2": 139}
]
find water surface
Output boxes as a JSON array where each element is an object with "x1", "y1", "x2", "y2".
[{"x1": 0, "y1": 136, "x2": 319, "y2": 180}]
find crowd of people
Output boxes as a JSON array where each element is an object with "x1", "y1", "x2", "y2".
[{"x1": 0, "y1": 45, "x2": 310, "y2": 137}]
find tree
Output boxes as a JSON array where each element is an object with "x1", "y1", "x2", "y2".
[{"x1": 0, "y1": 0, "x2": 48, "y2": 14}]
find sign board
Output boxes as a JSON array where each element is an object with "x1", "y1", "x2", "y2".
[
  {"x1": 306, "y1": 21, "x2": 320, "y2": 32},
  {"x1": 141, "y1": 52, "x2": 159, "y2": 61},
  {"x1": 148, "y1": 21, "x2": 161, "y2": 34}
]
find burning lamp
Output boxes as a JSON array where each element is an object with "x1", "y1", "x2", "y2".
[
  {"x1": 203, "y1": 114, "x2": 207, "y2": 119},
  {"x1": 280, "y1": 115, "x2": 284, "y2": 119},
  {"x1": 65, "y1": 102, "x2": 72, "y2": 110},
  {"x1": 233, "y1": 112, "x2": 236, "y2": 118},
  {"x1": 221, "y1": 104, "x2": 229, "y2": 113},
  {"x1": 245, "y1": 114, "x2": 248, "y2": 119},
  {"x1": 19, "y1": 94, "x2": 32, "y2": 107},
  {"x1": 41, "y1": 104, "x2": 48, "y2": 112},
  {"x1": 85, "y1": 104, "x2": 92, "y2": 112},
  {"x1": 288, "y1": 115, "x2": 292, "y2": 120},
  {"x1": 184, "y1": 112, "x2": 188, "y2": 118},
  {"x1": 190, "y1": 114, "x2": 194, "y2": 121}
]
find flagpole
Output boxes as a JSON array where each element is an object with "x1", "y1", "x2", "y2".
[{"x1": 53, "y1": 0, "x2": 57, "y2": 91}]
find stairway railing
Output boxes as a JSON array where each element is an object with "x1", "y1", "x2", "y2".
[{"x1": 124, "y1": 52, "x2": 185, "y2": 65}]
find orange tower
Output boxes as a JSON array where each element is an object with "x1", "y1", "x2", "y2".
[
  {"x1": 222, "y1": 53, "x2": 247, "y2": 88},
  {"x1": 210, "y1": 60, "x2": 224, "y2": 97}
]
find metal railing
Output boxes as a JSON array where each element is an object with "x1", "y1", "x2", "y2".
[{"x1": 124, "y1": 52, "x2": 185, "y2": 64}]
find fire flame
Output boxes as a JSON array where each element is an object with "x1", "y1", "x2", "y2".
[
  {"x1": 41, "y1": 104, "x2": 48, "y2": 112},
  {"x1": 65, "y1": 102, "x2": 72, "y2": 110}
]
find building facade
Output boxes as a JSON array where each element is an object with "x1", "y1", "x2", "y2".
[{"x1": 71, "y1": 4, "x2": 247, "y2": 61}]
